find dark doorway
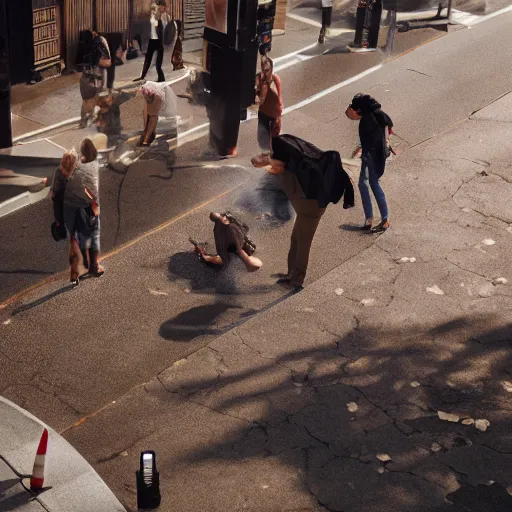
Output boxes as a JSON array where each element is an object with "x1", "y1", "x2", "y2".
[{"x1": 6, "y1": 0, "x2": 34, "y2": 84}]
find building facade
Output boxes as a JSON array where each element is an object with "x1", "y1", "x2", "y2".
[{"x1": 6, "y1": 0, "x2": 184, "y2": 85}]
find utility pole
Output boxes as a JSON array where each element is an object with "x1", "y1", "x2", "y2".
[{"x1": 0, "y1": 0, "x2": 13, "y2": 149}]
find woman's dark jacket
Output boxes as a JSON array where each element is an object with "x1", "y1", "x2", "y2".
[
  {"x1": 352, "y1": 95, "x2": 393, "y2": 178},
  {"x1": 271, "y1": 134, "x2": 354, "y2": 209}
]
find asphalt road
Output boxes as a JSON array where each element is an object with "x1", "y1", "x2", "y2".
[
  {"x1": 1, "y1": 10, "x2": 512, "y2": 440},
  {"x1": 0, "y1": 20, "x2": 445, "y2": 304}
]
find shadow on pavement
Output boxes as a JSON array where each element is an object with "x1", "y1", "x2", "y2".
[
  {"x1": 159, "y1": 303, "x2": 243, "y2": 342},
  {"x1": 163, "y1": 314, "x2": 512, "y2": 511},
  {"x1": 11, "y1": 284, "x2": 77, "y2": 316}
]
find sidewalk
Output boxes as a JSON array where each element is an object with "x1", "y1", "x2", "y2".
[
  {"x1": 0, "y1": 397, "x2": 126, "y2": 512},
  {"x1": 60, "y1": 79, "x2": 512, "y2": 512}
]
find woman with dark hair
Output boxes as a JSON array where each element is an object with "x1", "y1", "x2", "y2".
[
  {"x1": 77, "y1": 138, "x2": 104, "y2": 276},
  {"x1": 345, "y1": 93, "x2": 393, "y2": 232},
  {"x1": 255, "y1": 55, "x2": 283, "y2": 156}
]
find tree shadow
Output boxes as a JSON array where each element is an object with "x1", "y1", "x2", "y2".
[{"x1": 160, "y1": 314, "x2": 512, "y2": 511}]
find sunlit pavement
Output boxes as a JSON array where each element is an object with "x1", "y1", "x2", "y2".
[{"x1": 3, "y1": 9, "x2": 512, "y2": 512}]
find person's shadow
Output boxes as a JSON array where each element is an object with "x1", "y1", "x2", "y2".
[
  {"x1": 159, "y1": 302, "x2": 242, "y2": 342},
  {"x1": 167, "y1": 251, "x2": 239, "y2": 295}
]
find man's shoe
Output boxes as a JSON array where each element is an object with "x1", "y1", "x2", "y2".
[
  {"x1": 251, "y1": 154, "x2": 270, "y2": 168},
  {"x1": 133, "y1": 76, "x2": 144, "y2": 82}
]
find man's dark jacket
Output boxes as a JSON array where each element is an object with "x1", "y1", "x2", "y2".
[{"x1": 272, "y1": 134, "x2": 354, "y2": 209}]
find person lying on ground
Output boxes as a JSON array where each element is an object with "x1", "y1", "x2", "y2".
[
  {"x1": 252, "y1": 134, "x2": 354, "y2": 292},
  {"x1": 189, "y1": 212, "x2": 262, "y2": 272}
]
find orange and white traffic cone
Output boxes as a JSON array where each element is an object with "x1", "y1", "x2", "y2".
[{"x1": 30, "y1": 428, "x2": 48, "y2": 492}]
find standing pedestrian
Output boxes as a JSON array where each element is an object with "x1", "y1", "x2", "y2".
[
  {"x1": 51, "y1": 150, "x2": 99, "y2": 286},
  {"x1": 255, "y1": 56, "x2": 283, "y2": 156},
  {"x1": 92, "y1": 30, "x2": 111, "y2": 90},
  {"x1": 318, "y1": 0, "x2": 333, "y2": 44},
  {"x1": 171, "y1": 19, "x2": 185, "y2": 71},
  {"x1": 251, "y1": 135, "x2": 354, "y2": 291},
  {"x1": 134, "y1": 0, "x2": 167, "y2": 82},
  {"x1": 345, "y1": 93, "x2": 393, "y2": 232},
  {"x1": 77, "y1": 138, "x2": 104, "y2": 277}
]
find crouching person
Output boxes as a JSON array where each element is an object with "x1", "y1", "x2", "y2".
[{"x1": 190, "y1": 212, "x2": 262, "y2": 272}]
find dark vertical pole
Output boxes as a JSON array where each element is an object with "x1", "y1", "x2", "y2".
[
  {"x1": 92, "y1": 0, "x2": 98, "y2": 30},
  {"x1": 0, "y1": 0, "x2": 13, "y2": 149},
  {"x1": 128, "y1": 0, "x2": 134, "y2": 44}
]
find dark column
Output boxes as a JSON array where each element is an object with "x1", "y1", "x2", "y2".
[{"x1": 0, "y1": 0, "x2": 13, "y2": 149}]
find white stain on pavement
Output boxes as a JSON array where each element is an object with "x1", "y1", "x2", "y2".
[
  {"x1": 149, "y1": 289, "x2": 169, "y2": 296},
  {"x1": 438, "y1": 411, "x2": 460, "y2": 423},
  {"x1": 398, "y1": 257, "x2": 416, "y2": 263},
  {"x1": 335, "y1": 288, "x2": 344, "y2": 296},
  {"x1": 493, "y1": 277, "x2": 508, "y2": 285},
  {"x1": 360, "y1": 298, "x2": 376, "y2": 306},
  {"x1": 427, "y1": 285, "x2": 445, "y2": 296},
  {"x1": 482, "y1": 239, "x2": 496, "y2": 246},
  {"x1": 475, "y1": 419, "x2": 490, "y2": 432},
  {"x1": 478, "y1": 282, "x2": 495, "y2": 298}
]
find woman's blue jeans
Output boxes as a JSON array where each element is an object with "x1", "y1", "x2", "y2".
[{"x1": 358, "y1": 154, "x2": 388, "y2": 221}]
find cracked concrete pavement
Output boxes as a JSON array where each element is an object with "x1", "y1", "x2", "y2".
[
  {"x1": 3, "y1": 11, "x2": 512, "y2": 512},
  {"x1": 59, "y1": 78, "x2": 512, "y2": 512}
]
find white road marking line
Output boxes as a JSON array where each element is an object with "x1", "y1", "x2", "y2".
[
  {"x1": 273, "y1": 42, "x2": 319, "y2": 63},
  {"x1": 282, "y1": 63, "x2": 384, "y2": 115},
  {"x1": 44, "y1": 138, "x2": 67, "y2": 151},
  {"x1": 286, "y1": 12, "x2": 323, "y2": 28},
  {"x1": 176, "y1": 63, "x2": 384, "y2": 146},
  {"x1": 451, "y1": 5, "x2": 512, "y2": 26}
]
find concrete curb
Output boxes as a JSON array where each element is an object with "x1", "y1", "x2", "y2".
[{"x1": 0, "y1": 397, "x2": 127, "y2": 512}]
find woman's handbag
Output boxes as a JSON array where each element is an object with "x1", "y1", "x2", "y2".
[
  {"x1": 99, "y1": 57, "x2": 112, "y2": 68},
  {"x1": 75, "y1": 206, "x2": 99, "y2": 237}
]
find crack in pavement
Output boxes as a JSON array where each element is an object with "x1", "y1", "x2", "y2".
[
  {"x1": 444, "y1": 257, "x2": 488, "y2": 280},
  {"x1": 406, "y1": 68, "x2": 432, "y2": 77}
]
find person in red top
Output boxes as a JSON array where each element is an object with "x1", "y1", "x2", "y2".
[{"x1": 255, "y1": 56, "x2": 283, "y2": 156}]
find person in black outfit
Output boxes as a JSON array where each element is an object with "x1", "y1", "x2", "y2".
[
  {"x1": 346, "y1": 93, "x2": 393, "y2": 232},
  {"x1": 134, "y1": 0, "x2": 167, "y2": 82}
]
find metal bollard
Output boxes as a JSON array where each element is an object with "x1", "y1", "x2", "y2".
[{"x1": 136, "y1": 451, "x2": 161, "y2": 510}]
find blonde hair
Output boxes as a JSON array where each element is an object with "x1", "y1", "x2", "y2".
[{"x1": 59, "y1": 150, "x2": 78, "y2": 177}]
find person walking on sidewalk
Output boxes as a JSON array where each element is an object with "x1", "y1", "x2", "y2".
[
  {"x1": 251, "y1": 135, "x2": 354, "y2": 292},
  {"x1": 51, "y1": 151, "x2": 100, "y2": 286},
  {"x1": 77, "y1": 138, "x2": 104, "y2": 277},
  {"x1": 345, "y1": 93, "x2": 393, "y2": 232},
  {"x1": 255, "y1": 56, "x2": 283, "y2": 155},
  {"x1": 134, "y1": 0, "x2": 167, "y2": 82},
  {"x1": 318, "y1": 0, "x2": 333, "y2": 44}
]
